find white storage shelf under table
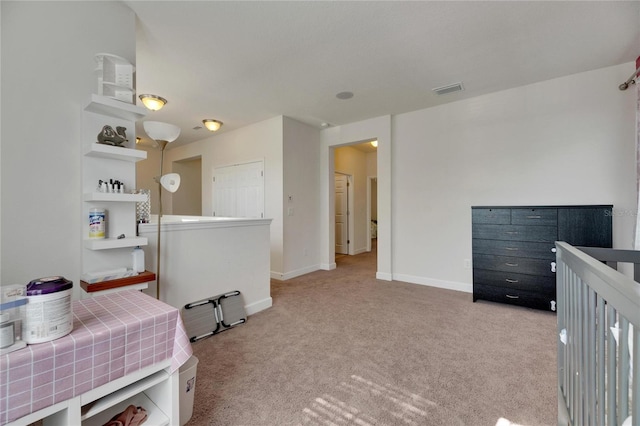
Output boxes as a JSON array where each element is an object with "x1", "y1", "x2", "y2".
[{"x1": 0, "y1": 290, "x2": 192, "y2": 425}]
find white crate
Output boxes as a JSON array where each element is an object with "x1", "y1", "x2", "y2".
[{"x1": 95, "y1": 53, "x2": 135, "y2": 103}]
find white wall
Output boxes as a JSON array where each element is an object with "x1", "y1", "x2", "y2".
[
  {"x1": 392, "y1": 63, "x2": 636, "y2": 292},
  {"x1": 366, "y1": 151, "x2": 377, "y2": 178},
  {"x1": 334, "y1": 146, "x2": 369, "y2": 254},
  {"x1": 172, "y1": 157, "x2": 202, "y2": 215},
  {"x1": 1, "y1": 2, "x2": 136, "y2": 292},
  {"x1": 281, "y1": 117, "x2": 321, "y2": 279}
]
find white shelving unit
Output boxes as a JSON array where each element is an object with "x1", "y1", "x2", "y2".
[
  {"x1": 7, "y1": 353, "x2": 178, "y2": 426},
  {"x1": 84, "y1": 236, "x2": 148, "y2": 250},
  {"x1": 81, "y1": 95, "x2": 156, "y2": 289},
  {"x1": 70, "y1": 94, "x2": 178, "y2": 426},
  {"x1": 83, "y1": 192, "x2": 148, "y2": 202},
  {"x1": 84, "y1": 93, "x2": 145, "y2": 121},
  {"x1": 82, "y1": 94, "x2": 149, "y2": 258},
  {"x1": 84, "y1": 143, "x2": 147, "y2": 162}
]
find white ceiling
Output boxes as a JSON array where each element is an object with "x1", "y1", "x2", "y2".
[{"x1": 127, "y1": 1, "x2": 640, "y2": 148}]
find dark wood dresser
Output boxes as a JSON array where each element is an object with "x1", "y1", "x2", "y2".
[{"x1": 471, "y1": 205, "x2": 612, "y2": 311}]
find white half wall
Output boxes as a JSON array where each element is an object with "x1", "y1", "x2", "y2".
[
  {"x1": 1, "y1": 2, "x2": 136, "y2": 294},
  {"x1": 138, "y1": 218, "x2": 272, "y2": 315},
  {"x1": 392, "y1": 63, "x2": 636, "y2": 292}
]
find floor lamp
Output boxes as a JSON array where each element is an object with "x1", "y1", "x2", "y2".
[{"x1": 142, "y1": 121, "x2": 181, "y2": 300}]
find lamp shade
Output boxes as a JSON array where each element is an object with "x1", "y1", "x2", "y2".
[
  {"x1": 160, "y1": 173, "x2": 181, "y2": 193},
  {"x1": 139, "y1": 94, "x2": 167, "y2": 111},
  {"x1": 143, "y1": 121, "x2": 181, "y2": 143},
  {"x1": 203, "y1": 119, "x2": 223, "y2": 132}
]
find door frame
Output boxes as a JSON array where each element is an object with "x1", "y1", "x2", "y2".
[{"x1": 321, "y1": 116, "x2": 390, "y2": 279}]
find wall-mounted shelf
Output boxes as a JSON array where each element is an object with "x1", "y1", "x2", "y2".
[
  {"x1": 84, "y1": 236, "x2": 147, "y2": 251},
  {"x1": 84, "y1": 94, "x2": 146, "y2": 121},
  {"x1": 84, "y1": 143, "x2": 146, "y2": 162},
  {"x1": 83, "y1": 192, "x2": 148, "y2": 202},
  {"x1": 81, "y1": 270, "x2": 155, "y2": 293}
]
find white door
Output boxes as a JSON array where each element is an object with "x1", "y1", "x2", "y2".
[
  {"x1": 213, "y1": 161, "x2": 264, "y2": 218},
  {"x1": 335, "y1": 173, "x2": 349, "y2": 254}
]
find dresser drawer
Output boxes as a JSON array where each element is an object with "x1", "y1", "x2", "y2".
[
  {"x1": 511, "y1": 208, "x2": 557, "y2": 226},
  {"x1": 473, "y1": 269, "x2": 556, "y2": 293},
  {"x1": 472, "y1": 224, "x2": 557, "y2": 242},
  {"x1": 473, "y1": 283, "x2": 556, "y2": 311},
  {"x1": 472, "y1": 208, "x2": 511, "y2": 225},
  {"x1": 472, "y1": 239, "x2": 556, "y2": 260},
  {"x1": 473, "y1": 254, "x2": 555, "y2": 276}
]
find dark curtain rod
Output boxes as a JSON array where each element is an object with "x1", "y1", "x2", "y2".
[{"x1": 618, "y1": 64, "x2": 640, "y2": 90}]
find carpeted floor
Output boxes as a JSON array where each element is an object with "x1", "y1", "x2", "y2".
[{"x1": 188, "y1": 246, "x2": 557, "y2": 426}]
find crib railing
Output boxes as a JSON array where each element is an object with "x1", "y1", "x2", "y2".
[{"x1": 556, "y1": 242, "x2": 640, "y2": 426}]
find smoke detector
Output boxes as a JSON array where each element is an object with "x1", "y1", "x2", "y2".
[{"x1": 432, "y1": 82, "x2": 464, "y2": 96}]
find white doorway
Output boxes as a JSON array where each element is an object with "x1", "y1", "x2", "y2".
[
  {"x1": 212, "y1": 160, "x2": 265, "y2": 218},
  {"x1": 334, "y1": 172, "x2": 351, "y2": 255}
]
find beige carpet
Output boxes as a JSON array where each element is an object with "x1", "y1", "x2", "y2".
[{"x1": 188, "y1": 248, "x2": 557, "y2": 426}]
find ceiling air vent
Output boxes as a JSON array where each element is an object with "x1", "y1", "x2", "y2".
[{"x1": 432, "y1": 82, "x2": 464, "y2": 96}]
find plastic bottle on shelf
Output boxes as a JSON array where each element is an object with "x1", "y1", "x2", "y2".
[
  {"x1": 89, "y1": 208, "x2": 106, "y2": 239},
  {"x1": 132, "y1": 246, "x2": 145, "y2": 273}
]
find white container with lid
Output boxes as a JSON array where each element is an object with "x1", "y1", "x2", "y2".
[
  {"x1": 23, "y1": 276, "x2": 73, "y2": 344},
  {"x1": 89, "y1": 208, "x2": 106, "y2": 239}
]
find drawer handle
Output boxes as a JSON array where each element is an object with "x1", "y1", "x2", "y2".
[
  {"x1": 506, "y1": 294, "x2": 519, "y2": 299},
  {"x1": 526, "y1": 215, "x2": 542, "y2": 219},
  {"x1": 505, "y1": 231, "x2": 519, "y2": 235},
  {"x1": 505, "y1": 278, "x2": 519, "y2": 283},
  {"x1": 505, "y1": 247, "x2": 519, "y2": 251},
  {"x1": 505, "y1": 262, "x2": 519, "y2": 267}
]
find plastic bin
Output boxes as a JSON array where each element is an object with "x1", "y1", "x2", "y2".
[{"x1": 179, "y1": 355, "x2": 199, "y2": 425}]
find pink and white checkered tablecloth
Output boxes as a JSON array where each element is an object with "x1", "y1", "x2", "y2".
[{"x1": 0, "y1": 290, "x2": 192, "y2": 425}]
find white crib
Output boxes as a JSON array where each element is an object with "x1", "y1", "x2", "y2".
[{"x1": 556, "y1": 242, "x2": 640, "y2": 426}]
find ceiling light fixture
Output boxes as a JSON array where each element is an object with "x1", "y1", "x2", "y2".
[
  {"x1": 203, "y1": 119, "x2": 223, "y2": 132},
  {"x1": 135, "y1": 137, "x2": 141, "y2": 144},
  {"x1": 138, "y1": 94, "x2": 168, "y2": 111},
  {"x1": 370, "y1": 140, "x2": 378, "y2": 148}
]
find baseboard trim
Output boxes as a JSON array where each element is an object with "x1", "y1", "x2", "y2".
[
  {"x1": 270, "y1": 271, "x2": 284, "y2": 280},
  {"x1": 271, "y1": 264, "x2": 322, "y2": 281},
  {"x1": 353, "y1": 247, "x2": 368, "y2": 255},
  {"x1": 392, "y1": 273, "x2": 472, "y2": 293},
  {"x1": 376, "y1": 272, "x2": 392, "y2": 281},
  {"x1": 320, "y1": 263, "x2": 337, "y2": 271},
  {"x1": 246, "y1": 297, "x2": 272, "y2": 316}
]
